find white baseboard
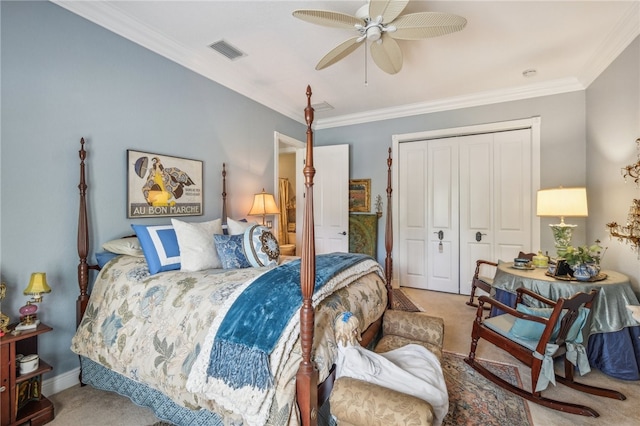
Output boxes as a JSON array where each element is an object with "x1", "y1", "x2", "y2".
[{"x1": 43, "y1": 367, "x2": 80, "y2": 396}]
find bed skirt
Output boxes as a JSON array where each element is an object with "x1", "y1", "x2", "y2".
[{"x1": 81, "y1": 357, "x2": 222, "y2": 426}]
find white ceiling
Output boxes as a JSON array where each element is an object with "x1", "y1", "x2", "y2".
[{"x1": 52, "y1": 1, "x2": 640, "y2": 128}]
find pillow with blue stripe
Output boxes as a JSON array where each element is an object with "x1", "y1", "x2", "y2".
[{"x1": 132, "y1": 224, "x2": 181, "y2": 274}]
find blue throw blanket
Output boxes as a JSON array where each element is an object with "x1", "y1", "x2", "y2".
[{"x1": 206, "y1": 253, "x2": 371, "y2": 391}]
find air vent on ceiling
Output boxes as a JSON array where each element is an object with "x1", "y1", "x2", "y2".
[
  {"x1": 209, "y1": 40, "x2": 246, "y2": 61},
  {"x1": 311, "y1": 101, "x2": 334, "y2": 112}
]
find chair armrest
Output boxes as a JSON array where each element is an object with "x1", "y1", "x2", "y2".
[
  {"x1": 516, "y1": 287, "x2": 556, "y2": 307},
  {"x1": 382, "y1": 310, "x2": 444, "y2": 348},
  {"x1": 330, "y1": 377, "x2": 435, "y2": 426},
  {"x1": 477, "y1": 295, "x2": 548, "y2": 326}
]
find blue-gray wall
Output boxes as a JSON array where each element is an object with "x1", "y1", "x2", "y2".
[
  {"x1": 315, "y1": 92, "x2": 588, "y2": 264},
  {"x1": 586, "y1": 36, "x2": 640, "y2": 285},
  {"x1": 1, "y1": 1, "x2": 304, "y2": 378},
  {"x1": 1, "y1": 0, "x2": 638, "y2": 386}
]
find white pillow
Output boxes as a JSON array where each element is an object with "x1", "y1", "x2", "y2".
[
  {"x1": 102, "y1": 237, "x2": 144, "y2": 257},
  {"x1": 171, "y1": 218, "x2": 223, "y2": 271},
  {"x1": 227, "y1": 218, "x2": 258, "y2": 235}
]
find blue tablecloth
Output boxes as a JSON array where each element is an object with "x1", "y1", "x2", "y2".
[{"x1": 492, "y1": 261, "x2": 640, "y2": 380}]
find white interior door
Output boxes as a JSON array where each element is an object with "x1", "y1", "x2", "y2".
[
  {"x1": 459, "y1": 129, "x2": 532, "y2": 294},
  {"x1": 297, "y1": 144, "x2": 349, "y2": 254}
]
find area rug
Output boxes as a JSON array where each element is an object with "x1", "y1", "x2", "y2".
[
  {"x1": 442, "y1": 351, "x2": 533, "y2": 426},
  {"x1": 392, "y1": 288, "x2": 423, "y2": 312}
]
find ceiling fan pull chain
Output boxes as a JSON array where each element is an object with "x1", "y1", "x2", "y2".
[{"x1": 364, "y1": 41, "x2": 368, "y2": 87}]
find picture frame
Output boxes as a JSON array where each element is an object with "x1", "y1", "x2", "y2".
[
  {"x1": 349, "y1": 179, "x2": 371, "y2": 212},
  {"x1": 127, "y1": 150, "x2": 203, "y2": 218}
]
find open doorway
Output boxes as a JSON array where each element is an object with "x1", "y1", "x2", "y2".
[{"x1": 274, "y1": 132, "x2": 304, "y2": 256}]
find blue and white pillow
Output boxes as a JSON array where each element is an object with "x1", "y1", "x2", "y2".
[
  {"x1": 214, "y1": 234, "x2": 251, "y2": 269},
  {"x1": 243, "y1": 225, "x2": 280, "y2": 267},
  {"x1": 131, "y1": 224, "x2": 181, "y2": 274}
]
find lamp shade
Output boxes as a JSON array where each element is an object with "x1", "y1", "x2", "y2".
[
  {"x1": 248, "y1": 189, "x2": 280, "y2": 217},
  {"x1": 536, "y1": 187, "x2": 588, "y2": 221},
  {"x1": 24, "y1": 272, "x2": 52, "y2": 296}
]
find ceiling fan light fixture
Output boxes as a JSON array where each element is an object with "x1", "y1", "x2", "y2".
[{"x1": 293, "y1": 0, "x2": 466, "y2": 74}]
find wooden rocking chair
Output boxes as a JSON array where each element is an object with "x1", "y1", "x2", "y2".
[{"x1": 465, "y1": 287, "x2": 626, "y2": 417}]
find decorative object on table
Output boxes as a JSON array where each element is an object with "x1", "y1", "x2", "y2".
[
  {"x1": 536, "y1": 187, "x2": 588, "y2": 255},
  {"x1": 0, "y1": 281, "x2": 9, "y2": 335},
  {"x1": 127, "y1": 150, "x2": 203, "y2": 218},
  {"x1": 349, "y1": 179, "x2": 371, "y2": 212},
  {"x1": 248, "y1": 188, "x2": 280, "y2": 227},
  {"x1": 16, "y1": 272, "x2": 52, "y2": 331},
  {"x1": 375, "y1": 194, "x2": 383, "y2": 218},
  {"x1": 559, "y1": 241, "x2": 604, "y2": 281},
  {"x1": 606, "y1": 138, "x2": 640, "y2": 252},
  {"x1": 349, "y1": 214, "x2": 378, "y2": 257},
  {"x1": 512, "y1": 258, "x2": 533, "y2": 269},
  {"x1": 532, "y1": 251, "x2": 549, "y2": 268}
]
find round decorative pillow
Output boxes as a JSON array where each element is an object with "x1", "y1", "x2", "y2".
[{"x1": 243, "y1": 225, "x2": 280, "y2": 267}]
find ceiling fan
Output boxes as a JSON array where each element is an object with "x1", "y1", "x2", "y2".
[{"x1": 293, "y1": 0, "x2": 467, "y2": 74}]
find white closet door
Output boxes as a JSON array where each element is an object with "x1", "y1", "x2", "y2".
[
  {"x1": 459, "y1": 129, "x2": 532, "y2": 294},
  {"x1": 399, "y1": 128, "x2": 532, "y2": 294},
  {"x1": 398, "y1": 141, "x2": 429, "y2": 289}
]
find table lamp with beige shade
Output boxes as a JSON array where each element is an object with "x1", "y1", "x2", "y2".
[
  {"x1": 248, "y1": 188, "x2": 280, "y2": 227},
  {"x1": 537, "y1": 187, "x2": 588, "y2": 256}
]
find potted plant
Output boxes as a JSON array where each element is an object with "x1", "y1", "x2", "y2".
[{"x1": 558, "y1": 242, "x2": 604, "y2": 280}]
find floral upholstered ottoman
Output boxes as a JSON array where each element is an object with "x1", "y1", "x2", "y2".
[{"x1": 329, "y1": 310, "x2": 446, "y2": 426}]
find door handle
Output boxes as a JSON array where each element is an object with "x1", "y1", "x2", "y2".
[
  {"x1": 434, "y1": 230, "x2": 444, "y2": 240},
  {"x1": 475, "y1": 232, "x2": 487, "y2": 242},
  {"x1": 339, "y1": 231, "x2": 347, "y2": 236}
]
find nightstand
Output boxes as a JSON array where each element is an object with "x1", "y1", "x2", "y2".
[{"x1": 0, "y1": 323, "x2": 54, "y2": 426}]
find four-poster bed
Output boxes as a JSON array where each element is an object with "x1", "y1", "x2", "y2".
[{"x1": 73, "y1": 86, "x2": 395, "y2": 425}]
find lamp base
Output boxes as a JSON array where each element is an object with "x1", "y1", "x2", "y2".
[
  {"x1": 550, "y1": 223, "x2": 576, "y2": 256},
  {"x1": 15, "y1": 319, "x2": 40, "y2": 331}
]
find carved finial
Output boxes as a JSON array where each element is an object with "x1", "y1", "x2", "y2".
[{"x1": 305, "y1": 85, "x2": 314, "y2": 127}]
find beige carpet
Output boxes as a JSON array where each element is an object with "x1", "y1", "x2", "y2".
[{"x1": 45, "y1": 289, "x2": 639, "y2": 425}]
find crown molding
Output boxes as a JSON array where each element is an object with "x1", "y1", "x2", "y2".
[
  {"x1": 577, "y1": 1, "x2": 640, "y2": 87},
  {"x1": 51, "y1": 1, "x2": 637, "y2": 130},
  {"x1": 314, "y1": 78, "x2": 584, "y2": 129},
  {"x1": 51, "y1": 1, "x2": 304, "y2": 123}
]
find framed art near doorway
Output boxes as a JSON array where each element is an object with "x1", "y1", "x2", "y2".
[{"x1": 349, "y1": 179, "x2": 371, "y2": 212}]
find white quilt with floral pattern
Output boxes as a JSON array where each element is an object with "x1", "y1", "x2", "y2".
[{"x1": 71, "y1": 254, "x2": 387, "y2": 425}]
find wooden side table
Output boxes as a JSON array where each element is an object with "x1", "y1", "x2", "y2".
[{"x1": 0, "y1": 323, "x2": 54, "y2": 426}]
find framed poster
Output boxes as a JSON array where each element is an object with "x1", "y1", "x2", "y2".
[
  {"x1": 127, "y1": 150, "x2": 203, "y2": 218},
  {"x1": 349, "y1": 179, "x2": 371, "y2": 212}
]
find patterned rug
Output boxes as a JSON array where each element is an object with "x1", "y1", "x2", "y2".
[
  {"x1": 391, "y1": 288, "x2": 422, "y2": 312},
  {"x1": 442, "y1": 351, "x2": 533, "y2": 426}
]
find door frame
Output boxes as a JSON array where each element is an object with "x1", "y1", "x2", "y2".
[
  {"x1": 391, "y1": 117, "x2": 541, "y2": 288},
  {"x1": 274, "y1": 131, "x2": 305, "y2": 251}
]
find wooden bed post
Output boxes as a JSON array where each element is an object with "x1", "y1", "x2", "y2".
[
  {"x1": 385, "y1": 148, "x2": 394, "y2": 309},
  {"x1": 77, "y1": 138, "x2": 91, "y2": 327},
  {"x1": 297, "y1": 85, "x2": 318, "y2": 426},
  {"x1": 221, "y1": 163, "x2": 228, "y2": 233}
]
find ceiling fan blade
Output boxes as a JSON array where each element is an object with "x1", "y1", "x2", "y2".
[
  {"x1": 389, "y1": 12, "x2": 467, "y2": 40},
  {"x1": 370, "y1": 35, "x2": 403, "y2": 74},
  {"x1": 369, "y1": 0, "x2": 409, "y2": 24},
  {"x1": 316, "y1": 37, "x2": 363, "y2": 70},
  {"x1": 292, "y1": 9, "x2": 362, "y2": 29}
]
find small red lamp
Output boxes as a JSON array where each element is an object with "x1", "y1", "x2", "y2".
[{"x1": 16, "y1": 272, "x2": 52, "y2": 331}]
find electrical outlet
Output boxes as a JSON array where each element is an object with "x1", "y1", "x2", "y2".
[{"x1": 266, "y1": 220, "x2": 273, "y2": 228}]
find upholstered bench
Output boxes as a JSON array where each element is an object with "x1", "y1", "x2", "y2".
[{"x1": 329, "y1": 310, "x2": 446, "y2": 426}]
